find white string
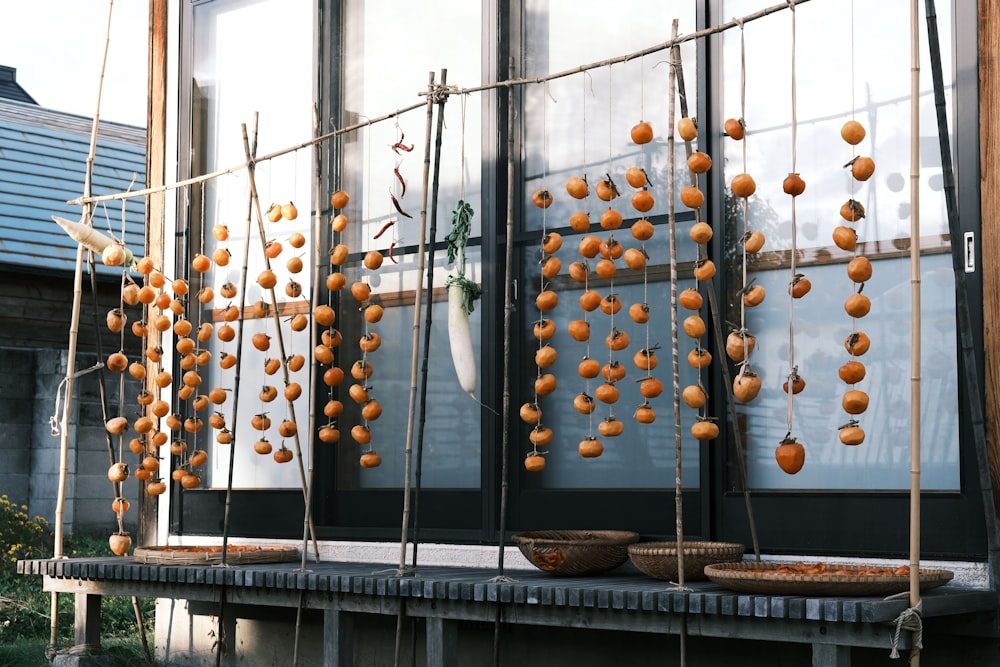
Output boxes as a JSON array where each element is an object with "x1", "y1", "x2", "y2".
[
  {"x1": 460, "y1": 94, "x2": 468, "y2": 203},
  {"x1": 606, "y1": 65, "x2": 616, "y2": 423},
  {"x1": 581, "y1": 73, "x2": 594, "y2": 437},
  {"x1": 738, "y1": 19, "x2": 750, "y2": 371},
  {"x1": 785, "y1": 0, "x2": 798, "y2": 435}
]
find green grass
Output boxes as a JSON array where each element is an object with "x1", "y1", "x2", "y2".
[{"x1": 0, "y1": 635, "x2": 154, "y2": 667}]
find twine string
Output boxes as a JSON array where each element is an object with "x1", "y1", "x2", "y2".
[{"x1": 889, "y1": 602, "x2": 923, "y2": 659}]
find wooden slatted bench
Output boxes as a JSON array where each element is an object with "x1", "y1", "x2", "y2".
[{"x1": 17, "y1": 557, "x2": 998, "y2": 666}]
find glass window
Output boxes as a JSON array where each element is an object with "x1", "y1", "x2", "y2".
[
  {"x1": 334, "y1": 0, "x2": 483, "y2": 490},
  {"x1": 519, "y1": 0, "x2": 701, "y2": 492},
  {"x1": 720, "y1": 0, "x2": 959, "y2": 491},
  {"x1": 190, "y1": 0, "x2": 314, "y2": 489}
]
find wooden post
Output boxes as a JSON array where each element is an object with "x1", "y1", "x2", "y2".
[
  {"x1": 812, "y1": 643, "x2": 851, "y2": 667},
  {"x1": 75, "y1": 593, "x2": 102, "y2": 649},
  {"x1": 322, "y1": 610, "x2": 354, "y2": 667},
  {"x1": 426, "y1": 616, "x2": 457, "y2": 667}
]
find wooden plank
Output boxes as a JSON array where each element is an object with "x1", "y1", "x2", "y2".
[{"x1": 822, "y1": 599, "x2": 842, "y2": 622}]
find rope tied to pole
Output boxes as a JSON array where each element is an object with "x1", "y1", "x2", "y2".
[{"x1": 889, "y1": 601, "x2": 923, "y2": 660}]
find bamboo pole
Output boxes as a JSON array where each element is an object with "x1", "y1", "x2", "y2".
[
  {"x1": 50, "y1": 0, "x2": 115, "y2": 654},
  {"x1": 492, "y1": 57, "x2": 518, "y2": 667},
  {"x1": 666, "y1": 21, "x2": 686, "y2": 595},
  {"x1": 908, "y1": 0, "x2": 923, "y2": 661},
  {"x1": 397, "y1": 67, "x2": 450, "y2": 667},
  {"x1": 212, "y1": 120, "x2": 259, "y2": 667},
  {"x1": 239, "y1": 126, "x2": 320, "y2": 563},
  {"x1": 291, "y1": 102, "x2": 328, "y2": 667},
  {"x1": 665, "y1": 20, "x2": 689, "y2": 667},
  {"x1": 411, "y1": 69, "x2": 450, "y2": 570},
  {"x1": 671, "y1": 27, "x2": 761, "y2": 561},
  {"x1": 396, "y1": 72, "x2": 437, "y2": 573}
]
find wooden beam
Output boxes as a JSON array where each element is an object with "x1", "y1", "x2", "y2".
[
  {"x1": 141, "y1": 0, "x2": 169, "y2": 548},
  {"x1": 979, "y1": 0, "x2": 1000, "y2": 523}
]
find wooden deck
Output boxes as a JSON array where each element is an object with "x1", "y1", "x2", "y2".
[{"x1": 18, "y1": 556, "x2": 999, "y2": 666}]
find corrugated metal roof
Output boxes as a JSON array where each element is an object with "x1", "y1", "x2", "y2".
[{"x1": 0, "y1": 99, "x2": 146, "y2": 276}]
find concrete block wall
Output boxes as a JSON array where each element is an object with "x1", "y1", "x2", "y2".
[
  {"x1": 1, "y1": 346, "x2": 138, "y2": 539},
  {"x1": 0, "y1": 348, "x2": 35, "y2": 509},
  {"x1": 71, "y1": 352, "x2": 140, "y2": 536}
]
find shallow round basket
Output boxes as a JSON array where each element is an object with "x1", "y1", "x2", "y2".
[
  {"x1": 628, "y1": 541, "x2": 745, "y2": 581},
  {"x1": 133, "y1": 545, "x2": 299, "y2": 566},
  {"x1": 513, "y1": 530, "x2": 640, "y2": 576},
  {"x1": 704, "y1": 562, "x2": 954, "y2": 596}
]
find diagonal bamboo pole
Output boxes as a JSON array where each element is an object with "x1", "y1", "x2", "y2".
[
  {"x1": 396, "y1": 71, "x2": 437, "y2": 576},
  {"x1": 391, "y1": 70, "x2": 437, "y2": 667},
  {"x1": 291, "y1": 101, "x2": 326, "y2": 667},
  {"x1": 239, "y1": 122, "x2": 320, "y2": 563},
  {"x1": 399, "y1": 67, "x2": 450, "y2": 667},
  {"x1": 672, "y1": 24, "x2": 761, "y2": 564},
  {"x1": 411, "y1": 68, "x2": 450, "y2": 570}
]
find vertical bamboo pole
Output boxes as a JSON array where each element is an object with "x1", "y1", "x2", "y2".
[
  {"x1": 666, "y1": 20, "x2": 685, "y2": 593},
  {"x1": 666, "y1": 21, "x2": 688, "y2": 667},
  {"x1": 908, "y1": 0, "x2": 923, "y2": 662},
  {"x1": 493, "y1": 58, "x2": 518, "y2": 667},
  {"x1": 50, "y1": 0, "x2": 116, "y2": 654}
]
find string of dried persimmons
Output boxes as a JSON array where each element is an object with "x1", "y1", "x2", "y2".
[
  {"x1": 678, "y1": 117, "x2": 722, "y2": 445},
  {"x1": 564, "y1": 73, "x2": 599, "y2": 464},
  {"x1": 526, "y1": 83, "x2": 558, "y2": 470},
  {"x1": 836, "y1": 10, "x2": 876, "y2": 447},
  {"x1": 726, "y1": 16, "x2": 765, "y2": 417},
  {"x1": 594, "y1": 64, "x2": 629, "y2": 451},
  {"x1": 628, "y1": 53, "x2": 660, "y2": 429},
  {"x1": 776, "y1": 2, "x2": 808, "y2": 474}
]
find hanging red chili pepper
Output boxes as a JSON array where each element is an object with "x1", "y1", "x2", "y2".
[
  {"x1": 373, "y1": 219, "x2": 396, "y2": 240},
  {"x1": 391, "y1": 131, "x2": 414, "y2": 155},
  {"x1": 393, "y1": 167, "x2": 407, "y2": 198},
  {"x1": 390, "y1": 191, "x2": 413, "y2": 219}
]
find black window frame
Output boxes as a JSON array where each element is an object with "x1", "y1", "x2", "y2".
[{"x1": 172, "y1": 0, "x2": 989, "y2": 562}]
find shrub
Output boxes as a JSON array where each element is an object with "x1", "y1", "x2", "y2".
[
  {"x1": 0, "y1": 495, "x2": 54, "y2": 641},
  {"x1": 0, "y1": 495, "x2": 153, "y2": 644}
]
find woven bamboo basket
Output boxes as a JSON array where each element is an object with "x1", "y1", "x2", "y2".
[
  {"x1": 628, "y1": 541, "x2": 745, "y2": 581},
  {"x1": 513, "y1": 530, "x2": 640, "y2": 576},
  {"x1": 133, "y1": 545, "x2": 299, "y2": 566},
  {"x1": 704, "y1": 561, "x2": 954, "y2": 596}
]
